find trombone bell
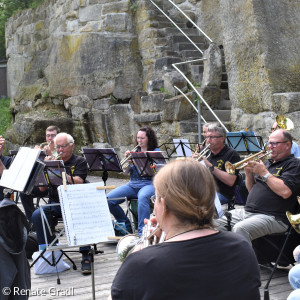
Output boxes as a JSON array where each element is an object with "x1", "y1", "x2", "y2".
[{"x1": 286, "y1": 211, "x2": 300, "y2": 234}]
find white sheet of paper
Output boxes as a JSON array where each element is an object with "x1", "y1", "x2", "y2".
[
  {"x1": 173, "y1": 139, "x2": 193, "y2": 157},
  {"x1": 0, "y1": 147, "x2": 40, "y2": 192},
  {"x1": 58, "y1": 182, "x2": 115, "y2": 246},
  {"x1": 214, "y1": 193, "x2": 224, "y2": 218}
]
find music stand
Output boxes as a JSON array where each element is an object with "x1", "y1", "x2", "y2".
[
  {"x1": 159, "y1": 140, "x2": 198, "y2": 159},
  {"x1": 226, "y1": 131, "x2": 264, "y2": 154},
  {"x1": 82, "y1": 148, "x2": 122, "y2": 185},
  {"x1": 130, "y1": 151, "x2": 167, "y2": 177}
]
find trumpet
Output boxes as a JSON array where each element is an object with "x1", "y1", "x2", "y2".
[
  {"x1": 194, "y1": 144, "x2": 211, "y2": 161},
  {"x1": 50, "y1": 152, "x2": 62, "y2": 160},
  {"x1": 286, "y1": 211, "x2": 300, "y2": 234},
  {"x1": 194, "y1": 138, "x2": 207, "y2": 154},
  {"x1": 120, "y1": 144, "x2": 140, "y2": 170},
  {"x1": 39, "y1": 141, "x2": 52, "y2": 149},
  {"x1": 116, "y1": 221, "x2": 165, "y2": 262},
  {"x1": 225, "y1": 149, "x2": 272, "y2": 175}
]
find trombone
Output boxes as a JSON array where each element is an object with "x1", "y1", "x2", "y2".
[{"x1": 225, "y1": 149, "x2": 272, "y2": 175}]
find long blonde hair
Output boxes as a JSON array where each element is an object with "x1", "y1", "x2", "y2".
[{"x1": 153, "y1": 158, "x2": 216, "y2": 228}]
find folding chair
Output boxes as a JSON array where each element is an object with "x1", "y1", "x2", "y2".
[
  {"x1": 125, "y1": 198, "x2": 154, "y2": 233},
  {"x1": 252, "y1": 225, "x2": 300, "y2": 300}
]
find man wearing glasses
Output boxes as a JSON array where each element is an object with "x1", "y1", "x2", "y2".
[
  {"x1": 217, "y1": 129, "x2": 300, "y2": 244},
  {"x1": 197, "y1": 123, "x2": 241, "y2": 204},
  {"x1": 271, "y1": 121, "x2": 300, "y2": 157},
  {"x1": 31, "y1": 132, "x2": 92, "y2": 274},
  {"x1": 20, "y1": 125, "x2": 60, "y2": 221}
]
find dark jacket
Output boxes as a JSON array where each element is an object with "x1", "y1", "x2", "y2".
[{"x1": 0, "y1": 199, "x2": 31, "y2": 300}]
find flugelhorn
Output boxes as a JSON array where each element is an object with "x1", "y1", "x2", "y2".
[
  {"x1": 225, "y1": 149, "x2": 271, "y2": 175},
  {"x1": 194, "y1": 138, "x2": 207, "y2": 154},
  {"x1": 51, "y1": 152, "x2": 62, "y2": 160},
  {"x1": 286, "y1": 211, "x2": 300, "y2": 234},
  {"x1": 116, "y1": 221, "x2": 165, "y2": 262},
  {"x1": 120, "y1": 144, "x2": 140, "y2": 170}
]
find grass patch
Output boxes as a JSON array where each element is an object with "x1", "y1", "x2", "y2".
[{"x1": 0, "y1": 98, "x2": 12, "y2": 137}]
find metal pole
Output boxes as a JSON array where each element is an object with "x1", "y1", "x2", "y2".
[{"x1": 198, "y1": 97, "x2": 201, "y2": 144}]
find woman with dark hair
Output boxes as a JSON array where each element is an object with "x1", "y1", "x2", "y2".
[
  {"x1": 110, "y1": 158, "x2": 261, "y2": 300},
  {"x1": 107, "y1": 127, "x2": 159, "y2": 235}
]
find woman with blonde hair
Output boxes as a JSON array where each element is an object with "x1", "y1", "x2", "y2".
[{"x1": 110, "y1": 158, "x2": 260, "y2": 300}]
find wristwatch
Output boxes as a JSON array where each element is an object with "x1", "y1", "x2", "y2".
[
  {"x1": 261, "y1": 172, "x2": 271, "y2": 183},
  {"x1": 209, "y1": 166, "x2": 214, "y2": 173}
]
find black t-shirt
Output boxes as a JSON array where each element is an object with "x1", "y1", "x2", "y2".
[
  {"x1": 111, "y1": 231, "x2": 260, "y2": 300},
  {"x1": 0, "y1": 155, "x2": 12, "y2": 200},
  {"x1": 49, "y1": 154, "x2": 88, "y2": 202},
  {"x1": 245, "y1": 155, "x2": 300, "y2": 223},
  {"x1": 208, "y1": 144, "x2": 241, "y2": 199}
]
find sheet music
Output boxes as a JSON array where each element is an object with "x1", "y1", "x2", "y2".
[
  {"x1": 58, "y1": 182, "x2": 115, "y2": 246},
  {"x1": 0, "y1": 147, "x2": 41, "y2": 192},
  {"x1": 173, "y1": 139, "x2": 193, "y2": 157}
]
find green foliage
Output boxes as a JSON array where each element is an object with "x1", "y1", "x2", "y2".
[
  {"x1": 0, "y1": 0, "x2": 45, "y2": 59},
  {"x1": 160, "y1": 87, "x2": 169, "y2": 94},
  {"x1": 129, "y1": 0, "x2": 138, "y2": 13},
  {"x1": 0, "y1": 98, "x2": 12, "y2": 137}
]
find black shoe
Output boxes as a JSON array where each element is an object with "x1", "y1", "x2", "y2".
[{"x1": 81, "y1": 259, "x2": 91, "y2": 275}]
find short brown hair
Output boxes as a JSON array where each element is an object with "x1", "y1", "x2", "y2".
[
  {"x1": 46, "y1": 125, "x2": 60, "y2": 133},
  {"x1": 154, "y1": 158, "x2": 216, "y2": 228}
]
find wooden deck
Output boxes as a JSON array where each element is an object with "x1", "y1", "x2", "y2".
[{"x1": 25, "y1": 176, "x2": 294, "y2": 300}]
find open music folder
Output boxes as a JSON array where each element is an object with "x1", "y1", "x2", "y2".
[
  {"x1": 0, "y1": 147, "x2": 44, "y2": 194},
  {"x1": 57, "y1": 182, "x2": 115, "y2": 246}
]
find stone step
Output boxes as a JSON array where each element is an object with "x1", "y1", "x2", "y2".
[
  {"x1": 175, "y1": 42, "x2": 206, "y2": 52},
  {"x1": 202, "y1": 109, "x2": 231, "y2": 122},
  {"x1": 218, "y1": 99, "x2": 232, "y2": 110},
  {"x1": 221, "y1": 89, "x2": 230, "y2": 101},
  {"x1": 179, "y1": 120, "x2": 232, "y2": 134},
  {"x1": 171, "y1": 35, "x2": 207, "y2": 44},
  {"x1": 154, "y1": 56, "x2": 185, "y2": 72},
  {"x1": 158, "y1": 27, "x2": 200, "y2": 37},
  {"x1": 222, "y1": 72, "x2": 228, "y2": 81},
  {"x1": 181, "y1": 50, "x2": 203, "y2": 60},
  {"x1": 221, "y1": 81, "x2": 228, "y2": 89}
]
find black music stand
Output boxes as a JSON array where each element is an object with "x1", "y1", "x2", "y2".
[
  {"x1": 82, "y1": 148, "x2": 122, "y2": 185},
  {"x1": 159, "y1": 139, "x2": 198, "y2": 159},
  {"x1": 131, "y1": 151, "x2": 167, "y2": 177},
  {"x1": 226, "y1": 131, "x2": 264, "y2": 154}
]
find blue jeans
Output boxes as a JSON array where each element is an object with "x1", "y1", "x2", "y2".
[
  {"x1": 289, "y1": 264, "x2": 300, "y2": 290},
  {"x1": 107, "y1": 183, "x2": 155, "y2": 235},
  {"x1": 31, "y1": 201, "x2": 90, "y2": 253},
  {"x1": 217, "y1": 193, "x2": 229, "y2": 205},
  {"x1": 20, "y1": 187, "x2": 48, "y2": 221}
]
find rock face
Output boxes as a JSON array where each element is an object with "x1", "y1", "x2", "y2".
[{"x1": 5, "y1": 0, "x2": 300, "y2": 153}]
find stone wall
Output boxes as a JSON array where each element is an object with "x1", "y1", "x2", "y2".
[{"x1": 5, "y1": 0, "x2": 300, "y2": 152}]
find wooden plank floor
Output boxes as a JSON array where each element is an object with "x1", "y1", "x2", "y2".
[{"x1": 24, "y1": 175, "x2": 294, "y2": 300}]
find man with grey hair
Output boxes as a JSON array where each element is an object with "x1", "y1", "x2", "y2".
[
  {"x1": 217, "y1": 129, "x2": 300, "y2": 244},
  {"x1": 195, "y1": 124, "x2": 241, "y2": 204},
  {"x1": 31, "y1": 132, "x2": 92, "y2": 274}
]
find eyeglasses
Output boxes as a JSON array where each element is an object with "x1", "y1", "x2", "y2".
[
  {"x1": 46, "y1": 134, "x2": 56, "y2": 138},
  {"x1": 206, "y1": 136, "x2": 223, "y2": 139},
  {"x1": 268, "y1": 141, "x2": 288, "y2": 147},
  {"x1": 55, "y1": 143, "x2": 72, "y2": 149}
]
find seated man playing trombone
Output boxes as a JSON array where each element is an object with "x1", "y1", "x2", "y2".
[
  {"x1": 194, "y1": 123, "x2": 241, "y2": 204},
  {"x1": 217, "y1": 129, "x2": 300, "y2": 243}
]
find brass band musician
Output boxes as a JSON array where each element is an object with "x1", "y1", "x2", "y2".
[
  {"x1": 110, "y1": 158, "x2": 260, "y2": 300},
  {"x1": 193, "y1": 123, "x2": 241, "y2": 204},
  {"x1": 20, "y1": 125, "x2": 60, "y2": 221},
  {"x1": 217, "y1": 129, "x2": 300, "y2": 243},
  {"x1": 0, "y1": 136, "x2": 12, "y2": 200},
  {"x1": 107, "y1": 127, "x2": 159, "y2": 236}
]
